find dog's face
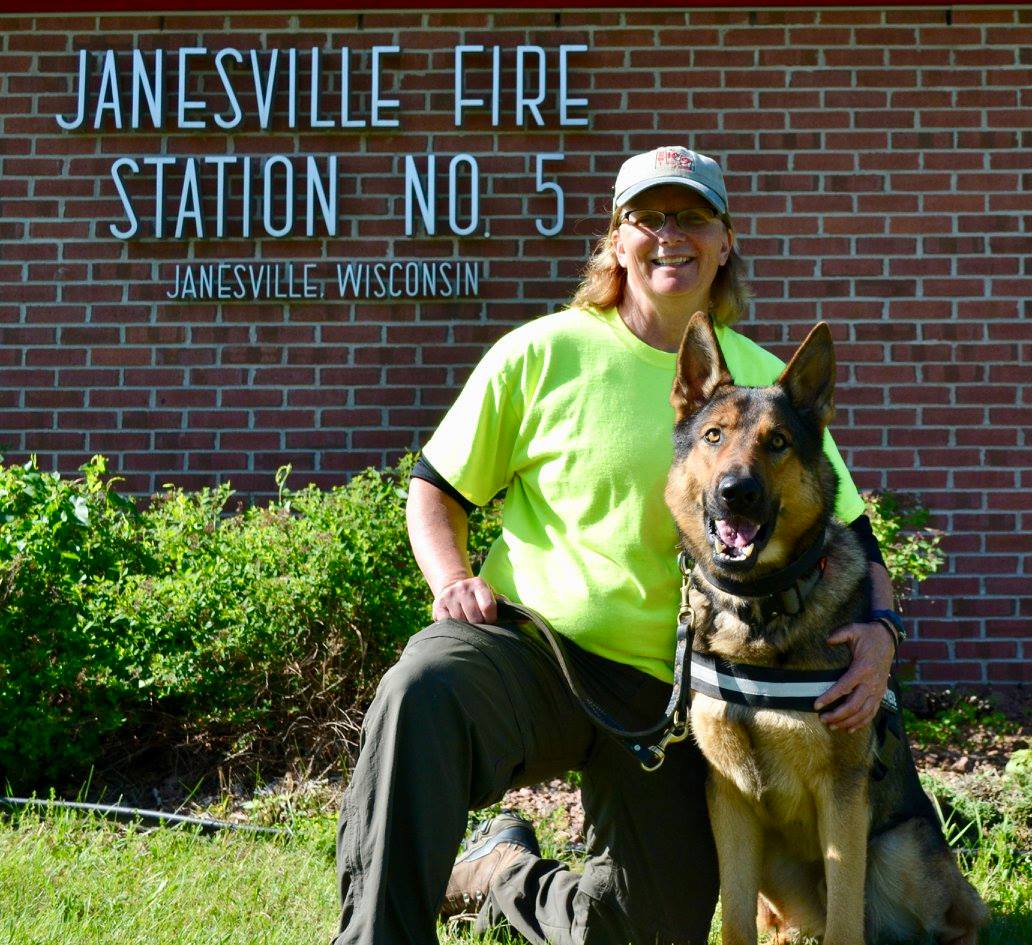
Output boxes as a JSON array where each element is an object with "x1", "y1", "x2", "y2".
[{"x1": 665, "y1": 314, "x2": 838, "y2": 577}]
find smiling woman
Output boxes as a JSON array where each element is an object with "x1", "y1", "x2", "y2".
[
  {"x1": 570, "y1": 149, "x2": 751, "y2": 336},
  {"x1": 612, "y1": 185, "x2": 732, "y2": 352},
  {"x1": 330, "y1": 145, "x2": 901, "y2": 945}
]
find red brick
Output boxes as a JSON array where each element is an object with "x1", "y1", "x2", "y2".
[
  {"x1": 982, "y1": 68, "x2": 1032, "y2": 90},
  {"x1": 988, "y1": 663, "x2": 1032, "y2": 683},
  {"x1": 788, "y1": 27, "x2": 850, "y2": 45},
  {"x1": 724, "y1": 27, "x2": 786, "y2": 46},
  {"x1": 919, "y1": 662, "x2": 985, "y2": 683},
  {"x1": 724, "y1": 69, "x2": 786, "y2": 89},
  {"x1": 917, "y1": 27, "x2": 983, "y2": 45},
  {"x1": 985, "y1": 618, "x2": 1029, "y2": 644},
  {"x1": 685, "y1": 11, "x2": 749, "y2": 26},
  {"x1": 822, "y1": 49, "x2": 883, "y2": 69},
  {"x1": 788, "y1": 69, "x2": 853, "y2": 90},
  {"x1": 985, "y1": 577, "x2": 1031, "y2": 597},
  {"x1": 752, "y1": 11, "x2": 816, "y2": 26},
  {"x1": 954, "y1": 9, "x2": 1015, "y2": 24}
]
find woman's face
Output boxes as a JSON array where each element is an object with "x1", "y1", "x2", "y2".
[{"x1": 612, "y1": 184, "x2": 733, "y2": 314}]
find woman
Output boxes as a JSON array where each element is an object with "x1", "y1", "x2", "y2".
[{"x1": 332, "y1": 146, "x2": 898, "y2": 945}]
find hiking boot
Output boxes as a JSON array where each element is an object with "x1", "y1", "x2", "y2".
[{"x1": 441, "y1": 811, "x2": 541, "y2": 918}]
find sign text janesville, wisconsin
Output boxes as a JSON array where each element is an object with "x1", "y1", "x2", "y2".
[{"x1": 57, "y1": 45, "x2": 590, "y2": 249}]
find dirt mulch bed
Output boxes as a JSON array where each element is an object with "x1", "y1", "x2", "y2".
[{"x1": 905, "y1": 686, "x2": 1030, "y2": 779}]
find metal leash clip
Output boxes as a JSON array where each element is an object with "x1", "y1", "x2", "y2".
[
  {"x1": 677, "y1": 549, "x2": 695, "y2": 576},
  {"x1": 679, "y1": 581, "x2": 693, "y2": 626},
  {"x1": 638, "y1": 707, "x2": 690, "y2": 772}
]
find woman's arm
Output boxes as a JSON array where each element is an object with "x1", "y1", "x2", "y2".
[
  {"x1": 407, "y1": 477, "x2": 497, "y2": 624},
  {"x1": 814, "y1": 560, "x2": 897, "y2": 733}
]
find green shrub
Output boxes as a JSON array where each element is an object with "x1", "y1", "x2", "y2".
[
  {"x1": 98, "y1": 455, "x2": 445, "y2": 778},
  {"x1": 0, "y1": 453, "x2": 939, "y2": 790},
  {"x1": 0, "y1": 454, "x2": 452, "y2": 789},
  {"x1": 863, "y1": 490, "x2": 945, "y2": 604},
  {"x1": 0, "y1": 456, "x2": 145, "y2": 783}
]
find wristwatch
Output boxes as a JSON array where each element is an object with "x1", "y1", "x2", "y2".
[{"x1": 870, "y1": 608, "x2": 906, "y2": 652}]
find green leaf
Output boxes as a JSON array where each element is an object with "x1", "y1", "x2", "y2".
[{"x1": 71, "y1": 496, "x2": 90, "y2": 526}]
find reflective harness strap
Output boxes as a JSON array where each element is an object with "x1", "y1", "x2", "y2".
[
  {"x1": 691, "y1": 651, "x2": 901, "y2": 783},
  {"x1": 690, "y1": 651, "x2": 899, "y2": 716},
  {"x1": 691, "y1": 651, "x2": 844, "y2": 711}
]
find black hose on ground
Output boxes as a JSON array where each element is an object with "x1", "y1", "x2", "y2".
[{"x1": 0, "y1": 796, "x2": 291, "y2": 836}]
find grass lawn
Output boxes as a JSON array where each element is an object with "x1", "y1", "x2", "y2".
[
  {"x1": 0, "y1": 779, "x2": 1028, "y2": 945},
  {"x1": 0, "y1": 807, "x2": 337, "y2": 945}
]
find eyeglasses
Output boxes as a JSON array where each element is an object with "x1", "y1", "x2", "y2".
[{"x1": 620, "y1": 207, "x2": 719, "y2": 233}]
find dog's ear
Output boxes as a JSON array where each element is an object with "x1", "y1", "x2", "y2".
[
  {"x1": 671, "y1": 312, "x2": 733, "y2": 423},
  {"x1": 777, "y1": 322, "x2": 836, "y2": 430}
]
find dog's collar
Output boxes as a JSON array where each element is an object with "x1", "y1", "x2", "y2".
[
  {"x1": 680, "y1": 527, "x2": 828, "y2": 620},
  {"x1": 691, "y1": 651, "x2": 900, "y2": 714}
]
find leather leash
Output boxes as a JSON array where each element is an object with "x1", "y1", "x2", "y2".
[{"x1": 495, "y1": 593, "x2": 692, "y2": 772}]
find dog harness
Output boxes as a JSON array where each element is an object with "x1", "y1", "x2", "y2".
[
  {"x1": 679, "y1": 545, "x2": 903, "y2": 780},
  {"x1": 493, "y1": 531, "x2": 898, "y2": 774},
  {"x1": 690, "y1": 650, "x2": 898, "y2": 714}
]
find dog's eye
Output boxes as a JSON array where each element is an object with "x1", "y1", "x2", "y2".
[
  {"x1": 770, "y1": 433, "x2": 788, "y2": 451},
  {"x1": 704, "y1": 428, "x2": 721, "y2": 444}
]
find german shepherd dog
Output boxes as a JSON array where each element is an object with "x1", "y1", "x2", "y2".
[{"x1": 664, "y1": 313, "x2": 988, "y2": 945}]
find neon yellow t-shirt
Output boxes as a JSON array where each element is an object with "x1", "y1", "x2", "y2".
[{"x1": 422, "y1": 306, "x2": 865, "y2": 682}]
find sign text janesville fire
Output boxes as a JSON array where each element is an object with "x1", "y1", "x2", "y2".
[{"x1": 57, "y1": 45, "x2": 590, "y2": 243}]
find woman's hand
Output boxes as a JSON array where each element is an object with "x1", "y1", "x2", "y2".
[
  {"x1": 408, "y1": 478, "x2": 498, "y2": 625},
  {"x1": 814, "y1": 620, "x2": 896, "y2": 733},
  {"x1": 433, "y1": 576, "x2": 497, "y2": 624}
]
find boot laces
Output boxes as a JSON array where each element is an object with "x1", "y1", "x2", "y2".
[{"x1": 460, "y1": 820, "x2": 490, "y2": 853}]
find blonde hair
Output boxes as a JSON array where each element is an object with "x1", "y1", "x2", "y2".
[{"x1": 570, "y1": 207, "x2": 751, "y2": 328}]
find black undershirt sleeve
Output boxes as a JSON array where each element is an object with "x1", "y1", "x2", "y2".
[
  {"x1": 410, "y1": 454, "x2": 477, "y2": 515},
  {"x1": 847, "y1": 513, "x2": 886, "y2": 569}
]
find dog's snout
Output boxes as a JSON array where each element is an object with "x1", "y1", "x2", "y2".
[{"x1": 718, "y1": 475, "x2": 762, "y2": 513}]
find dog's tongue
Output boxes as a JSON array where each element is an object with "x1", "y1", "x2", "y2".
[{"x1": 716, "y1": 518, "x2": 760, "y2": 549}]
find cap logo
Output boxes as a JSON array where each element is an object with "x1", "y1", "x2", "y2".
[{"x1": 655, "y1": 148, "x2": 695, "y2": 171}]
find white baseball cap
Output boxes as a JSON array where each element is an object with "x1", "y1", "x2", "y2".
[{"x1": 613, "y1": 146, "x2": 728, "y2": 215}]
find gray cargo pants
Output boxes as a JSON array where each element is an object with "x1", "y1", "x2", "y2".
[{"x1": 332, "y1": 617, "x2": 717, "y2": 945}]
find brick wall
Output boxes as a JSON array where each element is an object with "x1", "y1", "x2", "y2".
[{"x1": 0, "y1": 7, "x2": 1029, "y2": 684}]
